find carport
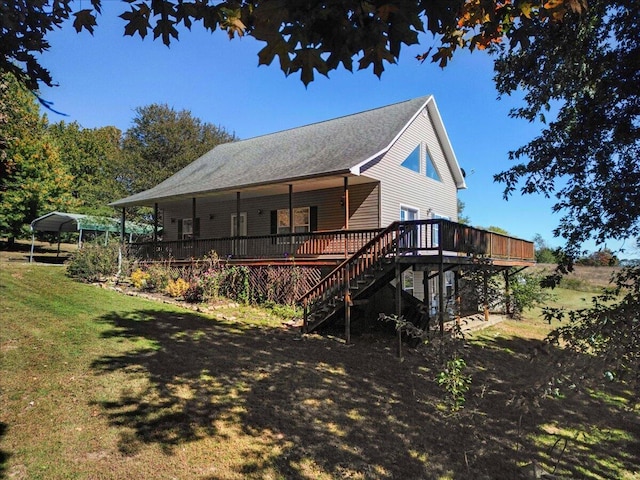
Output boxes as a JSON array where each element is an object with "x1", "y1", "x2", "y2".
[{"x1": 29, "y1": 211, "x2": 153, "y2": 262}]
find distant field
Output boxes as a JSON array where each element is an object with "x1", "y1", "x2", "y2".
[{"x1": 532, "y1": 263, "x2": 620, "y2": 289}]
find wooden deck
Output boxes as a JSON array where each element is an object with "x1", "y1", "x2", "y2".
[{"x1": 130, "y1": 219, "x2": 535, "y2": 266}]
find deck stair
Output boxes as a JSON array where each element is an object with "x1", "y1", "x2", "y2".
[{"x1": 298, "y1": 221, "x2": 415, "y2": 332}]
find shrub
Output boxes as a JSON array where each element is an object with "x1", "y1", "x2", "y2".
[
  {"x1": 510, "y1": 271, "x2": 555, "y2": 318},
  {"x1": 183, "y1": 282, "x2": 204, "y2": 303},
  {"x1": 67, "y1": 241, "x2": 122, "y2": 282},
  {"x1": 165, "y1": 278, "x2": 190, "y2": 298},
  {"x1": 130, "y1": 269, "x2": 150, "y2": 289},
  {"x1": 436, "y1": 357, "x2": 472, "y2": 412},
  {"x1": 145, "y1": 263, "x2": 171, "y2": 292}
]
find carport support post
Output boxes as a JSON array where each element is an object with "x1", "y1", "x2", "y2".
[
  {"x1": 29, "y1": 232, "x2": 35, "y2": 263},
  {"x1": 120, "y1": 208, "x2": 126, "y2": 244}
]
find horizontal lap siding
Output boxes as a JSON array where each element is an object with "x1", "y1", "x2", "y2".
[
  {"x1": 159, "y1": 182, "x2": 380, "y2": 240},
  {"x1": 361, "y1": 106, "x2": 459, "y2": 226},
  {"x1": 359, "y1": 105, "x2": 461, "y2": 304}
]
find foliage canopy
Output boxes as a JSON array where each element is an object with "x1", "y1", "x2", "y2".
[{"x1": 3, "y1": 0, "x2": 587, "y2": 90}]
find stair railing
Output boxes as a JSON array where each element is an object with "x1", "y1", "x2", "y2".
[{"x1": 298, "y1": 221, "x2": 425, "y2": 329}]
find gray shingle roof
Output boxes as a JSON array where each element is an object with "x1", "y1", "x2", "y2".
[{"x1": 111, "y1": 96, "x2": 433, "y2": 207}]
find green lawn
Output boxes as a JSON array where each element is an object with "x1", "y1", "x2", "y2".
[{"x1": 1, "y1": 261, "x2": 639, "y2": 479}]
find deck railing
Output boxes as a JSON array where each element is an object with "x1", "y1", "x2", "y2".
[
  {"x1": 129, "y1": 220, "x2": 534, "y2": 262},
  {"x1": 130, "y1": 228, "x2": 385, "y2": 261}
]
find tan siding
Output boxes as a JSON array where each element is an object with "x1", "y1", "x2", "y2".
[
  {"x1": 361, "y1": 106, "x2": 459, "y2": 227},
  {"x1": 159, "y1": 182, "x2": 380, "y2": 240}
]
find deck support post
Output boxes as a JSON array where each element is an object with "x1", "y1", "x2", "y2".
[
  {"x1": 454, "y1": 271, "x2": 461, "y2": 327},
  {"x1": 423, "y1": 269, "x2": 431, "y2": 334},
  {"x1": 120, "y1": 208, "x2": 126, "y2": 244},
  {"x1": 192, "y1": 197, "x2": 197, "y2": 252},
  {"x1": 344, "y1": 289, "x2": 351, "y2": 345},
  {"x1": 483, "y1": 271, "x2": 489, "y2": 321},
  {"x1": 395, "y1": 262, "x2": 403, "y2": 359},
  {"x1": 303, "y1": 300, "x2": 308, "y2": 334},
  {"x1": 504, "y1": 269, "x2": 511, "y2": 316},
  {"x1": 438, "y1": 260, "x2": 445, "y2": 336}
]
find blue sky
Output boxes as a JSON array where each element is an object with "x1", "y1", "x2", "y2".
[{"x1": 37, "y1": 3, "x2": 572, "y2": 250}]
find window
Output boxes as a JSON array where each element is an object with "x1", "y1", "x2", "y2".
[
  {"x1": 178, "y1": 217, "x2": 200, "y2": 240},
  {"x1": 401, "y1": 146, "x2": 420, "y2": 173},
  {"x1": 182, "y1": 218, "x2": 193, "y2": 238},
  {"x1": 425, "y1": 148, "x2": 441, "y2": 181},
  {"x1": 277, "y1": 207, "x2": 310, "y2": 234}
]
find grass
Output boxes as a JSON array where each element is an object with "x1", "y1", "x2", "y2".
[{"x1": 1, "y1": 249, "x2": 639, "y2": 479}]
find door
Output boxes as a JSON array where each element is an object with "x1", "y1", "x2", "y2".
[
  {"x1": 400, "y1": 206, "x2": 419, "y2": 249},
  {"x1": 231, "y1": 212, "x2": 247, "y2": 256}
]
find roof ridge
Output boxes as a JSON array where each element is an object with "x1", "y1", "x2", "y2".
[{"x1": 235, "y1": 95, "x2": 431, "y2": 142}]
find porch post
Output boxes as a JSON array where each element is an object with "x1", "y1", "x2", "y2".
[
  {"x1": 288, "y1": 184, "x2": 293, "y2": 256},
  {"x1": 236, "y1": 191, "x2": 241, "y2": 257},
  {"x1": 120, "y1": 208, "x2": 126, "y2": 244},
  {"x1": 343, "y1": 176, "x2": 349, "y2": 257},
  {"x1": 192, "y1": 197, "x2": 197, "y2": 255}
]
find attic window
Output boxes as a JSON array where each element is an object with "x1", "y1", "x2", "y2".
[
  {"x1": 425, "y1": 148, "x2": 441, "y2": 181},
  {"x1": 401, "y1": 146, "x2": 420, "y2": 173}
]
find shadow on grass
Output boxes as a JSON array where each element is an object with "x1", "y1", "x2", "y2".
[
  {"x1": 91, "y1": 310, "x2": 640, "y2": 479},
  {"x1": 0, "y1": 422, "x2": 8, "y2": 480}
]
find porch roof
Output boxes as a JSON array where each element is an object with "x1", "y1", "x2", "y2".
[{"x1": 110, "y1": 95, "x2": 466, "y2": 208}]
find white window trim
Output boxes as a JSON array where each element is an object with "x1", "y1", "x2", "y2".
[
  {"x1": 277, "y1": 207, "x2": 310, "y2": 235},
  {"x1": 182, "y1": 217, "x2": 193, "y2": 240}
]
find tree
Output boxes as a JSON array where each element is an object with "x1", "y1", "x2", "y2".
[
  {"x1": 120, "y1": 104, "x2": 236, "y2": 194},
  {"x1": 48, "y1": 122, "x2": 127, "y2": 216},
  {"x1": 0, "y1": 73, "x2": 77, "y2": 244},
  {"x1": 493, "y1": 0, "x2": 639, "y2": 259},
  {"x1": 491, "y1": 0, "x2": 639, "y2": 390},
  {"x1": 576, "y1": 248, "x2": 620, "y2": 267},
  {"x1": 533, "y1": 233, "x2": 558, "y2": 264},
  {"x1": 3, "y1": 0, "x2": 586, "y2": 91},
  {"x1": 483, "y1": 225, "x2": 509, "y2": 235},
  {"x1": 457, "y1": 199, "x2": 470, "y2": 225}
]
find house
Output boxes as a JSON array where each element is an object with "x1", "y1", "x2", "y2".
[{"x1": 111, "y1": 96, "x2": 534, "y2": 338}]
